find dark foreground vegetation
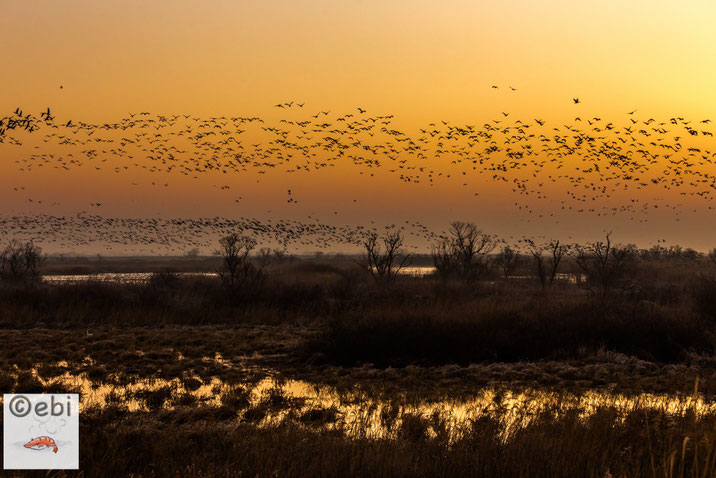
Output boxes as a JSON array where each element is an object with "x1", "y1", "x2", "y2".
[
  {"x1": 3, "y1": 401, "x2": 716, "y2": 478},
  {"x1": 5, "y1": 227, "x2": 716, "y2": 476}
]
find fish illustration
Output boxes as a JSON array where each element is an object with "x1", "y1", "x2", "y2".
[{"x1": 24, "y1": 436, "x2": 58, "y2": 453}]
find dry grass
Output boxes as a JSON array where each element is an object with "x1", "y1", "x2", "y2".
[
  {"x1": 2, "y1": 394, "x2": 716, "y2": 477},
  {"x1": 3, "y1": 257, "x2": 716, "y2": 475}
]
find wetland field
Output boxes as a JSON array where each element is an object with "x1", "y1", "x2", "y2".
[
  {"x1": 5, "y1": 2, "x2": 716, "y2": 476},
  {"x1": 4, "y1": 248, "x2": 716, "y2": 477}
]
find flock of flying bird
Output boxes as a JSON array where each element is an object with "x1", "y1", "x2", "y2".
[{"x1": 1, "y1": 98, "x2": 715, "y2": 253}]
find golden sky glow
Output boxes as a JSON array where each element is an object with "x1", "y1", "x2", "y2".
[{"x1": 2, "y1": 1, "x2": 716, "y2": 253}]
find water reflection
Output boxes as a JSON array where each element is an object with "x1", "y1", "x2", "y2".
[
  {"x1": 22, "y1": 369, "x2": 715, "y2": 440},
  {"x1": 43, "y1": 267, "x2": 438, "y2": 283},
  {"x1": 42, "y1": 269, "x2": 587, "y2": 283},
  {"x1": 43, "y1": 272, "x2": 216, "y2": 284}
]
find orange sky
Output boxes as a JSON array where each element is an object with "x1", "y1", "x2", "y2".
[{"x1": 2, "y1": 1, "x2": 716, "y2": 253}]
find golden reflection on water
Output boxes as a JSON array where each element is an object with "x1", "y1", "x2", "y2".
[
  {"x1": 20, "y1": 367, "x2": 715, "y2": 440},
  {"x1": 42, "y1": 269, "x2": 581, "y2": 283},
  {"x1": 42, "y1": 268, "x2": 438, "y2": 284},
  {"x1": 43, "y1": 272, "x2": 217, "y2": 284}
]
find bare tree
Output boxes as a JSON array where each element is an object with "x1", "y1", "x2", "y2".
[
  {"x1": 526, "y1": 239, "x2": 568, "y2": 290},
  {"x1": 494, "y1": 245, "x2": 520, "y2": 279},
  {"x1": 0, "y1": 240, "x2": 45, "y2": 285},
  {"x1": 215, "y1": 234, "x2": 264, "y2": 291},
  {"x1": 358, "y1": 230, "x2": 411, "y2": 282},
  {"x1": 547, "y1": 240, "x2": 568, "y2": 284},
  {"x1": 527, "y1": 240, "x2": 547, "y2": 289},
  {"x1": 573, "y1": 232, "x2": 636, "y2": 295},
  {"x1": 432, "y1": 222, "x2": 497, "y2": 281}
]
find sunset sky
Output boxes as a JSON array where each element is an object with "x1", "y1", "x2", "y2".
[{"x1": 2, "y1": 1, "x2": 716, "y2": 253}]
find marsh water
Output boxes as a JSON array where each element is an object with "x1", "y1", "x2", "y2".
[
  {"x1": 43, "y1": 272, "x2": 218, "y2": 284},
  {"x1": 18, "y1": 359, "x2": 712, "y2": 441},
  {"x1": 42, "y1": 268, "x2": 584, "y2": 284},
  {"x1": 42, "y1": 267, "x2": 438, "y2": 283}
]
